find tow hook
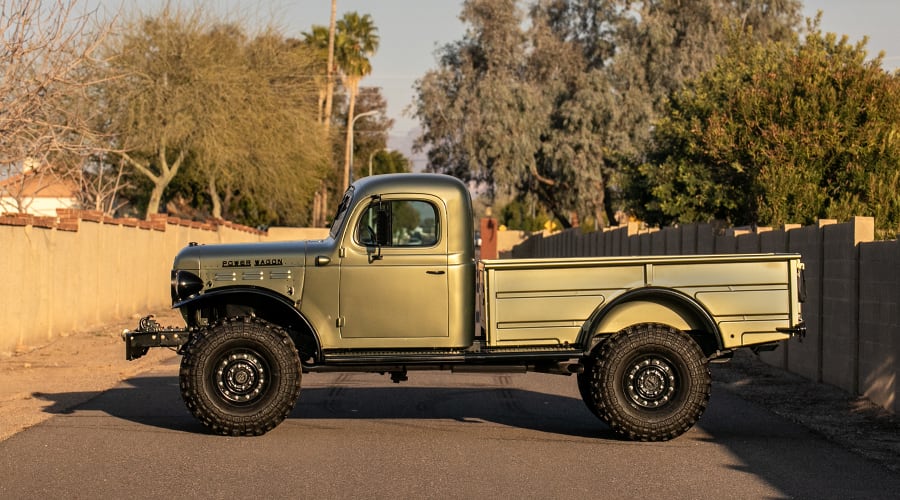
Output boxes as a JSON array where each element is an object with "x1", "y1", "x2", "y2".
[{"x1": 776, "y1": 321, "x2": 807, "y2": 340}]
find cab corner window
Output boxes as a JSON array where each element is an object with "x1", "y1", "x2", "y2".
[{"x1": 356, "y1": 200, "x2": 439, "y2": 248}]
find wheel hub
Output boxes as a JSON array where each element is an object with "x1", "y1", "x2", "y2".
[
  {"x1": 625, "y1": 357, "x2": 676, "y2": 409},
  {"x1": 216, "y1": 352, "x2": 267, "y2": 404}
]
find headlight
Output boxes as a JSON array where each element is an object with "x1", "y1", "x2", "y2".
[{"x1": 171, "y1": 270, "x2": 204, "y2": 302}]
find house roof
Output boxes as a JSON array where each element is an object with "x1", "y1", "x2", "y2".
[{"x1": 0, "y1": 169, "x2": 78, "y2": 198}]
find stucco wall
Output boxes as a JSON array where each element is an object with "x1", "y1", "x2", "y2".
[{"x1": 0, "y1": 211, "x2": 266, "y2": 355}]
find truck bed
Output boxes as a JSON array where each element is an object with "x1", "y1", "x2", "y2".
[{"x1": 480, "y1": 253, "x2": 804, "y2": 351}]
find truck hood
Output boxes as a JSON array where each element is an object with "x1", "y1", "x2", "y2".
[{"x1": 173, "y1": 240, "x2": 308, "y2": 271}]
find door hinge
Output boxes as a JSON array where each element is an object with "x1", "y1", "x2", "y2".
[{"x1": 336, "y1": 316, "x2": 345, "y2": 327}]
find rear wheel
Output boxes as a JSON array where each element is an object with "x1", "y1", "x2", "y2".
[
  {"x1": 180, "y1": 316, "x2": 301, "y2": 436},
  {"x1": 580, "y1": 323, "x2": 710, "y2": 441},
  {"x1": 577, "y1": 359, "x2": 604, "y2": 421}
]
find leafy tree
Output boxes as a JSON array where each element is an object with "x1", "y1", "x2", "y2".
[
  {"x1": 346, "y1": 87, "x2": 397, "y2": 180},
  {"x1": 415, "y1": 0, "x2": 558, "y2": 219},
  {"x1": 304, "y1": 11, "x2": 380, "y2": 223},
  {"x1": 325, "y1": 0, "x2": 338, "y2": 131},
  {"x1": 100, "y1": 6, "x2": 328, "y2": 223},
  {"x1": 208, "y1": 32, "x2": 330, "y2": 226},
  {"x1": 414, "y1": 0, "x2": 800, "y2": 229},
  {"x1": 369, "y1": 150, "x2": 410, "y2": 176},
  {"x1": 631, "y1": 20, "x2": 900, "y2": 238},
  {"x1": 335, "y1": 12, "x2": 380, "y2": 192},
  {"x1": 301, "y1": 25, "x2": 332, "y2": 125},
  {"x1": 499, "y1": 198, "x2": 551, "y2": 232}
]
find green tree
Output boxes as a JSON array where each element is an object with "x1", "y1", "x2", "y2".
[
  {"x1": 335, "y1": 12, "x2": 380, "y2": 192},
  {"x1": 211, "y1": 32, "x2": 330, "y2": 226},
  {"x1": 632, "y1": 21, "x2": 900, "y2": 238},
  {"x1": 101, "y1": 6, "x2": 328, "y2": 223},
  {"x1": 345, "y1": 87, "x2": 398, "y2": 180},
  {"x1": 415, "y1": 0, "x2": 555, "y2": 218},
  {"x1": 301, "y1": 25, "x2": 332, "y2": 125},
  {"x1": 414, "y1": 0, "x2": 800, "y2": 229},
  {"x1": 369, "y1": 150, "x2": 410, "y2": 176}
]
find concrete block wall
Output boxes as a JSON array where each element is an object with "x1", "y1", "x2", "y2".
[
  {"x1": 820, "y1": 218, "x2": 874, "y2": 393},
  {"x1": 858, "y1": 239, "x2": 900, "y2": 412},
  {"x1": 509, "y1": 216, "x2": 899, "y2": 413},
  {"x1": 0, "y1": 211, "x2": 266, "y2": 355}
]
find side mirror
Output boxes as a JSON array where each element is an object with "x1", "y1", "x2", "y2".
[
  {"x1": 366, "y1": 201, "x2": 390, "y2": 263},
  {"x1": 375, "y1": 204, "x2": 391, "y2": 246}
]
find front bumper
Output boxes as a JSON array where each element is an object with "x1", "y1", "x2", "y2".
[{"x1": 122, "y1": 315, "x2": 192, "y2": 360}]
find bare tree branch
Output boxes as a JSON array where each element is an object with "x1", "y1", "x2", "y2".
[{"x1": 1, "y1": 0, "x2": 114, "y2": 213}]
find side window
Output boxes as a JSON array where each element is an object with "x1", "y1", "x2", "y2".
[
  {"x1": 392, "y1": 200, "x2": 438, "y2": 247},
  {"x1": 356, "y1": 200, "x2": 439, "y2": 247}
]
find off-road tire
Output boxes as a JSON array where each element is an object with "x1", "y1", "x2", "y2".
[
  {"x1": 577, "y1": 360, "x2": 604, "y2": 421},
  {"x1": 581, "y1": 323, "x2": 710, "y2": 441},
  {"x1": 180, "y1": 316, "x2": 301, "y2": 436}
]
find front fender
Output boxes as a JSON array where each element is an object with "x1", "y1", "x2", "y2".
[{"x1": 174, "y1": 286, "x2": 322, "y2": 361}]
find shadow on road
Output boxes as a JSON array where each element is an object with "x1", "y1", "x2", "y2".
[{"x1": 32, "y1": 375, "x2": 618, "y2": 440}]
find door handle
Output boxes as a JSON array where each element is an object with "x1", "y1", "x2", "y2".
[
  {"x1": 426, "y1": 270, "x2": 445, "y2": 275},
  {"x1": 315, "y1": 256, "x2": 331, "y2": 266}
]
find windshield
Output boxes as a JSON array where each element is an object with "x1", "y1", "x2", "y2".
[{"x1": 329, "y1": 188, "x2": 354, "y2": 239}]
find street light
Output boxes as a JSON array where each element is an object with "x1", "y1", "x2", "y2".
[
  {"x1": 368, "y1": 148, "x2": 389, "y2": 177},
  {"x1": 344, "y1": 109, "x2": 379, "y2": 191}
]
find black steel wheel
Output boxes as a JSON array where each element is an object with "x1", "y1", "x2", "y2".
[
  {"x1": 180, "y1": 316, "x2": 301, "y2": 436},
  {"x1": 581, "y1": 323, "x2": 710, "y2": 441}
]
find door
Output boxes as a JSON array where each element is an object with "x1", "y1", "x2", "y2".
[{"x1": 339, "y1": 197, "x2": 449, "y2": 339}]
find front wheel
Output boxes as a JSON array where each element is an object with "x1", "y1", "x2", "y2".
[
  {"x1": 581, "y1": 323, "x2": 710, "y2": 441},
  {"x1": 180, "y1": 317, "x2": 301, "y2": 436}
]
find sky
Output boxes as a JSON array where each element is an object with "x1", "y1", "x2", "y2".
[{"x1": 97, "y1": 1, "x2": 900, "y2": 165}]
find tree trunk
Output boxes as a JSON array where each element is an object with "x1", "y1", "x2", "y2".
[
  {"x1": 208, "y1": 177, "x2": 223, "y2": 220},
  {"x1": 146, "y1": 180, "x2": 166, "y2": 219},
  {"x1": 324, "y1": 0, "x2": 337, "y2": 131},
  {"x1": 321, "y1": 186, "x2": 329, "y2": 226},
  {"x1": 125, "y1": 147, "x2": 185, "y2": 220},
  {"x1": 342, "y1": 82, "x2": 359, "y2": 192}
]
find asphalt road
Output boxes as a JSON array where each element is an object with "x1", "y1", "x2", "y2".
[{"x1": 2, "y1": 357, "x2": 899, "y2": 499}]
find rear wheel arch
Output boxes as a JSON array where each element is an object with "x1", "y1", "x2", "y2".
[
  {"x1": 583, "y1": 287, "x2": 722, "y2": 357},
  {"x1": 178, "y1": 288, "x2": 322, "y2": 364}
]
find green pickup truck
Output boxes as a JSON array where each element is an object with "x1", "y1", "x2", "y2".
[{"x1": 125, "y1": 173, "x2": 805, "y2": 441}]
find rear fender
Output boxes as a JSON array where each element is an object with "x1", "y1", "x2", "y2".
[{"x1": 582, "y1": 287, "x2": 721, "y2": 356}]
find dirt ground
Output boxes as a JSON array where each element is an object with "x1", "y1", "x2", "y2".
[
  {"x1": 2, "y1": 314, "x2": 899, "y2": 473},
  {"x1": 0, "y1": 309, "x2": 182, "y2": 442}
]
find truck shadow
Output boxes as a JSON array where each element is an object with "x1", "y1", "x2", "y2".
[{"x1": 32, "y1": 375, "x2": 618, "y2": 440}]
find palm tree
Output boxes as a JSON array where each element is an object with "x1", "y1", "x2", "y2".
[
  {"x1": 301, "y1": 25, "x2": 331, "y2": 125},
  {"x1": 301, "y1": 12, "x2": 338, "y2": 227},
  {"x1": 325, "y1": 0, "x2": 337, "y2": 132},
  {"x1": 336, "y1": 12, "x2": 379, "y2": 192}
]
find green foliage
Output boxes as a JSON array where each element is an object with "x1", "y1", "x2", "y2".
[
  {"x1": 392, "y1": 201, "x2": 421, "y2": 235},
  {"x1": 414, "y1": 0, "x2": 802, "y2": 229},
  {"x1": 631, "y1": 20, "x2": 900, "y2": 238},
  {"x1": 334, "y1": 12, "x2": 380, "y2": 80},
  {"x1": 100, "y1": 6, "x2": 330, "y2": 225},
  {"x1": 499, "y1": 198, "x2": 551, "y2": 232},
  {"x1": 369, "y1": 150, "x2": 410, "y2": 176}
]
